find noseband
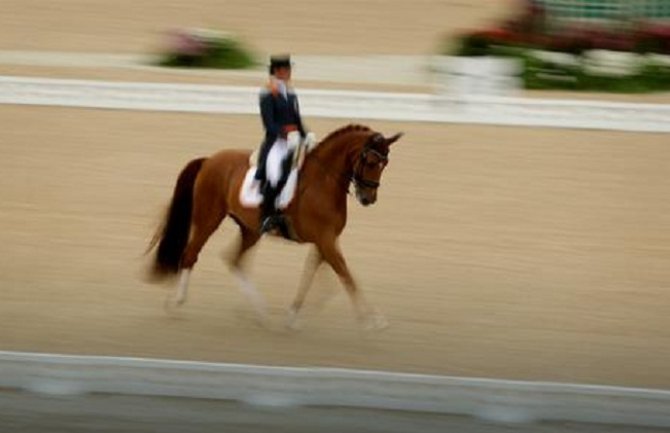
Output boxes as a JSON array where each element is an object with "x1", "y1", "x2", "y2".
[{"x1": 352, "y1": 135, "x2": 388, "y2": 190}]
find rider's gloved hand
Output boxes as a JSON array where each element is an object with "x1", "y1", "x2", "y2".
[
  {"x1": 287, "y1": 131, "x2": 301, "y2": 151},
  {"x1": 304, "y1": 132, "x2": 317, "y2": 151}
]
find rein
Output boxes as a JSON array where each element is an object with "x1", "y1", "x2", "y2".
[
  {"x1": 352, "y1": 146, "x2": 388, "y2": 190},
  {"x1": 305, "y1": 133, "x2": 387, "y2": 195}
]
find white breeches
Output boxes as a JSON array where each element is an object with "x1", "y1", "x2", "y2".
[
  {"x1": 266, "y1": 138, "x2": 289, "y2": 188},
  {"x1": 266, "y1": 131, "x2": 300, "y2": 188}
]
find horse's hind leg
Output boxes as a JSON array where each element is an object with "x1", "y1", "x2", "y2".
[
  {"x1": 317, "y1": 235, "x2": 388, "y2": 330},
  {"x1": 167, "y1": 199, "x2": 226, "y2": 308},
  {"x1": 286, "y1": 246, "x2": 323, "y2": 330},
  {"x1": 229, "y1": 226, "x2": 267, "y2": 323}
]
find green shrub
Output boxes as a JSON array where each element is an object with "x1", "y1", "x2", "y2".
[
  {"x1": 525, "y1": 58, "x2": 670, "y2": 93},
  {"x1": 453, "y1": 34, "x2": 493, "y2": 57},
  {"x1": 524, "y1": 55, "x2": 582, "y2": 90},
  {"x1": 158, "y1": 29, "x2": 256, "y2": 70},
  {"x1": 448, "y1": 32, "x2": 670, "y2": 93}
]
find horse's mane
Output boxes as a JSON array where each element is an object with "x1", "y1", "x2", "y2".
[{"x1": 320, "y1": 124, "x2": 372, "y2": 145}]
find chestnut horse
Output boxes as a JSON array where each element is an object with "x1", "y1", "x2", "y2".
[{"x1": 147, "y1": 124, "x2": 402, "y2": 329}]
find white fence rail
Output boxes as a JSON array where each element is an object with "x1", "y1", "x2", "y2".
[
  {"x1": 1, "y1": 76, "x2": 669, "y2": 132},
  {"x1": 1, "y1": 351, "x2": 669, "y2": 428}
]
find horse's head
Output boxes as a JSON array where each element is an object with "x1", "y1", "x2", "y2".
[{"x1": 352, "y1": 132, "x2": 403, "y2": 206}]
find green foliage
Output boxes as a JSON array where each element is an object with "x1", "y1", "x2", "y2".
[
  {"x1": 453, "y1": 34, "x2": 492, "y2": 57},
  {"x1": 525, "y1": 57, "x2": 670, "y2": 93},
  {"x1": 639, "y1": 61, "x2": 670, "y2": 90},
  {"x1": 523, "y1": 55, "x2": 582, "y2": 90},
  {"x1": 159, "y1": 31, "x2": 256, "y2": 70},
  {"x1": 449, "y1": 34, "x2": 670, "y2": 93}
]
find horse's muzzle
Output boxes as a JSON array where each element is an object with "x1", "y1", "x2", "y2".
[{"x1": 356, "y1": 190, "x2": 377, "y2": 207}]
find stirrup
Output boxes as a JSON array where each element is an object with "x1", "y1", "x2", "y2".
[
  {"x1": 260, "y1": 215, "x2": 280, "y2": 234},
  {"x1": 260, "y1": 214, "x2": 295, "y2": 240}
]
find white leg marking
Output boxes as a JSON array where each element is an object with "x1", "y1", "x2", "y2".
[
  {"x1": 164, "y1": 269, "x2": 191, "y2": 312},
  {"x1": 175, "y1": 268, "x2": 191, "y2": 305},
  {"x1": 285, "y1": 307, "x2": 301, "y2": 331},
  {"x1": 233, "y1": 270, "x2": 268, "y2": 322},
  {"x1": 351, "y1": 294, "x2": 389, "y2": 331}
]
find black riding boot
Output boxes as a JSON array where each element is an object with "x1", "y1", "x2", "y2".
[
  {"x1": 254, "y1": 138, "x2": 272, "y2": 181},
  {"x1": 259, "y1": 182, "x2": 282, "y2": 233},
  {"x1": 258, "y1": 152, "x2": 295, "y2": 237}
]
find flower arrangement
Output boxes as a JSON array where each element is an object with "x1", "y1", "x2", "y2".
[
  {"x1": 446, "y1": 1, "x2": 670, "y2": 92},
  {"x1": 158, "y1": 28, "x2": 256, "y2": 69}
]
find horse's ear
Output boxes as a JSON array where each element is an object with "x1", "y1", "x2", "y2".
[{"x1": 386, "y1": 132, "x2": 404, "y2": 146}]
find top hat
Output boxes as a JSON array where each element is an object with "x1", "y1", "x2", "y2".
[{"x1": 269, "y1": 54, "x2": 292, "y2": 74}]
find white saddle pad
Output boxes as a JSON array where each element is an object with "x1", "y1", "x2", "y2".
[
  {"x1": 239, "y1": 166, "x2": 299, "y2": 209},
  {"x1": 239, "y1": 132, "x2": 316, "y2": 210}
]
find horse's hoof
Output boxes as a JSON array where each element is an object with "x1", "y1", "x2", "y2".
[
  {"x1": 252, "y1": 312, "x2": 271, "y2": 329},
  {"x1": 164, "y1": 296, "x2": 185, "y2": 313},
  {"x1": 284, "y1": 308, "x2": 302, "y2": 331}
]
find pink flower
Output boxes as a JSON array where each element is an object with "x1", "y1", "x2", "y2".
[{"x1": 168, "y1": 30, "x2": 207, "y2": 56}]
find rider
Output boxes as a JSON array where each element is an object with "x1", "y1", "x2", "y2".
[{"x1": 255, "y1": 54, "x2": 309, "y2": 234}]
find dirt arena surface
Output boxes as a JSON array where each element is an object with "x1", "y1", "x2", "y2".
[
  {"x1": 0, "y1": 63, "x2": 433, "y2": 94},
  {"x1": 1, "y1": 104, "x2": 669, "y2": 389},
  {"x1": 1, "y1": 0, "x2": 670, "y2": 406},
  {"x1": 1, "y1": 0, "x2": 511, "y2": 55}
]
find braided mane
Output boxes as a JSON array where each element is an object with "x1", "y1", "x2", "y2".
[{"x1": 320, "y1": 124, "x2": 372, "y2": 145}]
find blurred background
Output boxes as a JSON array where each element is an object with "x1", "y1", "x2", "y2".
[{"x1": 0, "y1": 1, "x2": 669, "y2": 431}]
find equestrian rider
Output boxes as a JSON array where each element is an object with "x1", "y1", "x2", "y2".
[{"x1": 255, "y1": 54, "x2": 311, "y2": 234}]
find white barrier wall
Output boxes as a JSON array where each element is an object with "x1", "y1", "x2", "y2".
[
  {"x1": 1, "y1": 351, "x2": 669, "y2": 428},
  {"x1": 432, "y1": 56, "x2": 523, "y2": 98},
  {"x1": 1, "y1": 76, "x2": 669, "y2": 132}
]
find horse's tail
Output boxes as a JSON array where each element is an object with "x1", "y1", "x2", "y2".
[{"x1": 147, "y1": 157, "x2": 206, "y2": 280}]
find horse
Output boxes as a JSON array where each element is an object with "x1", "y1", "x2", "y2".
[{"x1": 146, "y1": 124, "x2": 403, "y2": 329}]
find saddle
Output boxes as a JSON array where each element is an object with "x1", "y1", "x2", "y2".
[{"x1": 239, "y1": 132, "x2": 315, "y2": 210}]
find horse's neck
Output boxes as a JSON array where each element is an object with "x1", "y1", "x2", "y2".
[{"x1": 306, "y1": 132, "x2": 365, "y2": 190}]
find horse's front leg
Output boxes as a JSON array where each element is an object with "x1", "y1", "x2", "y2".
[
  {"x1": 164, "y1": 268, "x2": 191, "y2": 310},
  {"x1": 228, "y1": 226, "x2": 267, "y2": 325},
  {"x1": 286, "y1": 246, "x2": 323, "y2": 329},
  {"x1": 317, "y1": 235, "x2": 388, "y2": 330}
]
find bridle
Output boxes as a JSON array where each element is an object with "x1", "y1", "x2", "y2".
[
  {"x1": 305, "y1": 132, "x2": 388, "y2": 195},
  {"x1": 352, "y1": 134, "x2": 388, "y2": 190}
]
